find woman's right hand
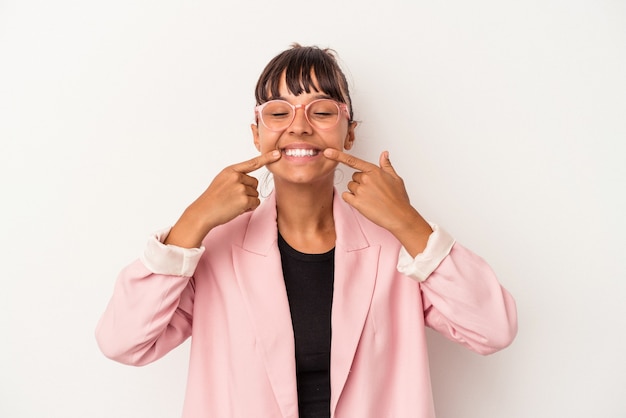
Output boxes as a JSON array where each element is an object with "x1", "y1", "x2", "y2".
[{"x1": 164, "y1": 150, "x2": 281, "y2": 248}]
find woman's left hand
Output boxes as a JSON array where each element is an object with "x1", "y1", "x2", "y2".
[{"x1": 323, "y1": 148, "x2": 433, "y2": 256}]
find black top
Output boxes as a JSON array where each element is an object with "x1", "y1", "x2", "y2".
[{"x1": 278, "y1": 233, "x2": 334, "y2": 418}]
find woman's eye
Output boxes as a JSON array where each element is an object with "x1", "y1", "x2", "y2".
[
  {"x1": 270, "y1": 112, "x2": 289, "y2": 118},
  {"x1": 312, "y1": 112, "x2": 335, "y2": 119}
]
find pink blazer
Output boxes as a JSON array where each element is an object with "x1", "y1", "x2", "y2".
[{"x1": 96, "y1": 191, "x2": 517, "y2": 418}]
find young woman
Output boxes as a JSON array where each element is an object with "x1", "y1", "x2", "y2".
[{"x1": 96, "y1": 44, "x2": 517, "y2": 418}]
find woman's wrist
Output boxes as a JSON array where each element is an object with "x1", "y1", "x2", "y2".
[
  {"x1": 389, "y1": 208, "x2": 433, "y2": 257},
  {"x1": 164, "y1": 207, "x2": 215, "y2": 248}
]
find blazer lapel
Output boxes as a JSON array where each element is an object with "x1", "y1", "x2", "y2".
[
  {"x1": 232, "y1": 193, "x2": 298, "y2": 418},
  {"x1": 329, "y1": 191, "x2": 380, "y2": 414}
]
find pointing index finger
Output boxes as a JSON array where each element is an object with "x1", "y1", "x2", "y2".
[
  {"x1": 232, "y1": 150, "x2": 281, "y2": 173},
  {"x1": 323, "y1": 148, "x2": 375, "y2": 172}
]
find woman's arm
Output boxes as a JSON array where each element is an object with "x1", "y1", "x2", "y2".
[
  {"x1": 324, "y1": 148, "x2": 517, "y2": 353},
  {"x1": 396, "y1": 231, "x2": 517, "y2": 354},
  {"x1": 95, "y1": 230, "x2": 202, "y2": 366}
]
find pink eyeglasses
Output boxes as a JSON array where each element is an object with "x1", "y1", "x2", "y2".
[{"x1": 255, "y1": 99, "x2": 349, "y2": 131}]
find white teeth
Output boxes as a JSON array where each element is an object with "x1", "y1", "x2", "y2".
[{"x1": 284, "y1": 149, "x2": 318, "y2": 157}]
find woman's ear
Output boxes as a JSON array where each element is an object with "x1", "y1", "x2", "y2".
[
  {"x1": 343, "y1": 121, "x2": 357, "y2": 150},
  {"x1": 251, "y1": 124, "x2": 261, "y2": 151}
]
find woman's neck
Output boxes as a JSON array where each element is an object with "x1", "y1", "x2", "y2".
[{"x1": 274, "y1": 180, "x2": 336, "y2": 254}]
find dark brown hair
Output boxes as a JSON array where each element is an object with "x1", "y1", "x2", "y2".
[{"x1": 254, "y1": 44, "x2": 354, "y2": 121}]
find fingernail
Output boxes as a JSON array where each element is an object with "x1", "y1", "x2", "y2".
[{"x1": 272, "y1": 150, "x2": 280, "y2": 158}]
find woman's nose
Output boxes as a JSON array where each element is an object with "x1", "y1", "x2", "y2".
[{"x1": 288, "y1": 106, "x2": 312, "y2": 134}]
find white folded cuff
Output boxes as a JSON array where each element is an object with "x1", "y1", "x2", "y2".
[
  {"x1": 139, "y1": 228, "x2": 205, "y2": 277},
  {"x1": 396, "y1": 223, "x2": 456, "y2": 282}
]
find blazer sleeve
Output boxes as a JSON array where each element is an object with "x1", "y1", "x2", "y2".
[
  {"x1": 419, "y1": 242, "x2": 518, "y2": 355},
  {"x1": 95, "y1": 229, "x2": 204, "y2": 366},
  {"x1": 397, "y1": 225, "x2": 517, "y2": 355}
]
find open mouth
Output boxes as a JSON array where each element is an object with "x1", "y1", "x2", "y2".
[{"x1": 282, "y1": 148, "x2": 320, "y2": 157}]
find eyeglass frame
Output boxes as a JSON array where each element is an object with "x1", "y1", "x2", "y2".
[{"x1": 254, "y1": 98, "x2": 350, "y2": 132}]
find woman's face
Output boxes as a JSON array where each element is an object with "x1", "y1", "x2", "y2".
[{"x1": 251, "y1": 72, "x2": 356, "y2": 187}]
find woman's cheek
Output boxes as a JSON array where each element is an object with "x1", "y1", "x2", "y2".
[{"x1": 259, "y1": 135, "x2": 280, "y2": 153}]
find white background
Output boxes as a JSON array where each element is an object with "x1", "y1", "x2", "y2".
[{"x1": 1, "y1": 1, "x2": 625, "y2": 417}]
